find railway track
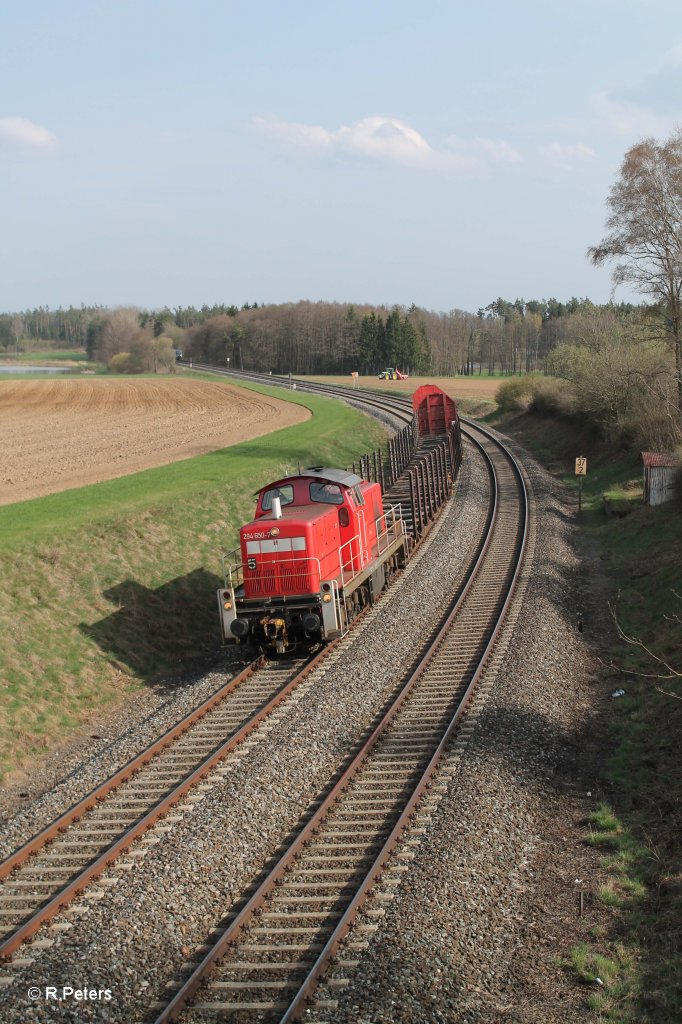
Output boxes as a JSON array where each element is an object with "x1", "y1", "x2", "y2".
[
  {"x1": 152, "y1": 420, "x2": 528, "y2": 1023},
  {"x1": 0, "y1": 654, "x2": 326, "y2": 958},
  {"x1": 0, "y1": 378, "x2": 452, "y2": 961}
]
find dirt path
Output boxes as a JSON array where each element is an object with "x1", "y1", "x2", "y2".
[{"x1": 0, "y1": 378, "x2": 310, "y2": 505}]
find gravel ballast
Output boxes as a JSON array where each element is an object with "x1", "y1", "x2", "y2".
[
  {"x1": 0, "y1": 444, "x2": 491, "y2": 1023},
  {"x1": 308, "y1": 435, "x2": 612, "y2": 1024}
]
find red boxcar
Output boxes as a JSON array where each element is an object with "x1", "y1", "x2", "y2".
[{"x1": 412, "y1": 384, "x2": 458, "y2": 436}]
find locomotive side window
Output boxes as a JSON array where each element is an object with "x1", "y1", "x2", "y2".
[
  {"x1": 309, "y1": 481, "x2": 344, "y2": 505},
  {"x1": 261, "y1": 484, "x2": 294, "y2": 510},
  {"x1": 352, "y1": 485, "x2": 365, "y2": 506}
]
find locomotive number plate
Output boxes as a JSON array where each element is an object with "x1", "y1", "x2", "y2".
[{"x1": 247, "y1": 558, "x2": 257, "y2": 570}]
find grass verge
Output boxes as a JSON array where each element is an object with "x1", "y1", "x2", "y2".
[
  {"x1": 491, "y1": 408, "x2": 682, "y2": 1022},
  {"x1": 0, "y1": 379, "x2": 387, "y2": 783},
  {"x1": 0, "y1": 349, "x2": 88, "y2": 362}
]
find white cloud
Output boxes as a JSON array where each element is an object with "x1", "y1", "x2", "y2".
[
  {"x1": 541, "y1": 141, "x2": 596, "y2": 167},
  {"x1": 255, "y1": 114, "x2": 441, "y2": 167},
  {"x1": 254, "y1": 115, "x2": 334, "y2": 153},
  {"x1": 338, "y1": 116, "x2": 433, "y2": 164},
  {"x1": 254, "y1": 114, "x2": 516, "y2": 171},
  {"x1": 0, "y1": 116, "x2": 56, "y2": 149}
]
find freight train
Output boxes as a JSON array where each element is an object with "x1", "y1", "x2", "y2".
[
  {"x1": 218, "y1": 467, "x2": 409, "y2": 653},
  {"x1": 217, "y1": 384, "x2": 461, "y2": 654}
]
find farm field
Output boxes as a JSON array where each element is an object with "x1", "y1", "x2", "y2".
[
  {"x1": 303, "y1": 373, "x2": 502, "y2": 403},
  {"x1": 0, "y1": 377, "x2": 309, "y2": 505}
]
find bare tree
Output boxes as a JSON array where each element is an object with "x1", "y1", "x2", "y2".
[
  {"x1": 10, "y1": 314, "x2": 24, "y2": 356},
  {"x1": 99, "y1": 308, "x2": 140, "y2": 363},
  {"x1": 588, "y1": 128, "x2": 682, "y2": 413},
  {"x1": 609, "y1": 597, "x2": 682, "y2": 700}
]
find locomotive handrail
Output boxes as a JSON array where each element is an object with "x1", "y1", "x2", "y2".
[
  {"x1": 225, "y1": 554, "x2": 324, "y2": 594},
  {"x1": 330, "y1": 578, "x2": 347, "y2": 636},
  {"x1": 220, "y1": 548, "x2": 241, "y2": 586},
  {"x1": 338, "y1": 534, "x2": 363, "y2": 587},
  {"x1": 222, "y1": 502, "x2": 406, "y2": 592},
  {"x1": 375, "y1": 502, "x2": 406, "y2": 555},
  {"x1": 357, "y1": 508, "x2": 369, "y2": 570}
]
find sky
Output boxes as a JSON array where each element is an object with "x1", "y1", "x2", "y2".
[{"x1": 1, "y1": 0, "x2": 681, "y2": 315}]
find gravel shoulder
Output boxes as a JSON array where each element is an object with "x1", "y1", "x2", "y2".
[{"x1": 310, "y1": 432, "x2": 612, "y2": 1023}]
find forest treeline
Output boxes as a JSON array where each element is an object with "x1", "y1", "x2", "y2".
[
  {"x1": 0, "y1": 296, "x2": 643, "y2": 377},
  {"x1": 2, "y1": 295, "x2": 679, "y2": 448}
]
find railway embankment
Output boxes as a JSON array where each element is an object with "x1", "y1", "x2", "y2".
[
  {"x1": 3, "y1": 367, "x2": 679, "y2": 1022},
  {"x1": 0, "y1": 386, "x2": 387, "y2": 793},
  {"x1": 485, "y1": 408, "x2": 682, "y2": 1023}
]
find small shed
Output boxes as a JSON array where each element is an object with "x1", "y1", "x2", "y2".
[{"x1": 641, "y1": 451, "x2": 677, "y2": 506}]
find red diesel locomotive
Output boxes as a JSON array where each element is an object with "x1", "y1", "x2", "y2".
[{"x1": 218, "y1": 467, "x2": 409, "y2": 653}]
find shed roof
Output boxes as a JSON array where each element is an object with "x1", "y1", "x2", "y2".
[{"x1": 641, "y1": 451, "x2": 677, "y2": 469}]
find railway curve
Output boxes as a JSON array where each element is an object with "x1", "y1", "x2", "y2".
[
  {"x1": 0, "y1": 369, "x2": 536, "y2": 1024},
  {"x1": 151, "y1": 414, "x2": 529, "y2": 1023}
]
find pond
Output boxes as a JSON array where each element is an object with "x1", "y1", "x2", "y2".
[{"x1": 0, "y1": 365, "x2": 71, "y2": 373}]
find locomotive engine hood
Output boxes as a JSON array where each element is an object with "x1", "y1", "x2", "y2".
[{"x1": 240, "y1": 504, "x2": 341, "y2": 600}]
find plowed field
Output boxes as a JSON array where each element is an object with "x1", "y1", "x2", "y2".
[
  {"x1": 306, "y1": 374, "x2": 502, "y2": 401},
  {"x1": 0, "y1": 378, "x2": 310, "y2": 505}
]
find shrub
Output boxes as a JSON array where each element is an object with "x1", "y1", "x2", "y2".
[
  {"x1": 495, "y1": 375, "x2": 540, "y2": 412},
  {"x1": 108, "y1": 352, "x2": 132, "y2": 373},
  {"x1": 546, "y1": 332, "x2": 679, "y2": 450},
  {"x1": 528, "y1": 377, "x2": 577, "y2": 418}
]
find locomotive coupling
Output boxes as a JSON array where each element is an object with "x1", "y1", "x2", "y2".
[{"x1": 260, "y1": 616, "x2": 288, "y2": 654}]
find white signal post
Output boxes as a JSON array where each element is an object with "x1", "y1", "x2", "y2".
[{"x1": 575, "y1": 456, "x2": 587, "y2": 512}]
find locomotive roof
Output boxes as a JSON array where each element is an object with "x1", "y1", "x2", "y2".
[
  {"x1": 257, "y1": 467, "x2": 363, "y2": 494},
  {"x1": 303, "y1": 466, "x2": 363, "y2": 485}
]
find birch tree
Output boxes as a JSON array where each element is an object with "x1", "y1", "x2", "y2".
[{"x1": 588, "y1": 128, "x2": 682, "y2": 413}]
